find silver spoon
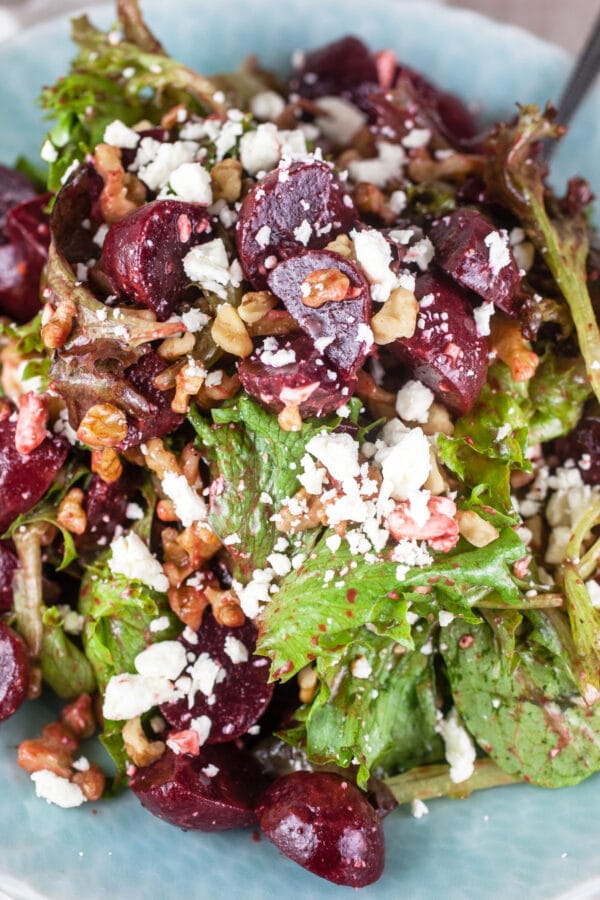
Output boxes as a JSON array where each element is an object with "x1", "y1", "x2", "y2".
[{"x1": 545, "y1": 8, "x2": 600, "y2": 159}]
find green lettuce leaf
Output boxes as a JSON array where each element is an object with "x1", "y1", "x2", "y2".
[
  {"x1": 442, "y1": 617, "x2": 600, "y2": 787},
  {"x1": 258, "y1": 526, "x2": 529, "y2": 680},
  {"x1": 40, "y1": 606, "x2": 96, "y2": 698},
  {"x1": 296, "y1": 629, "x2": 443, "y2": 788}
]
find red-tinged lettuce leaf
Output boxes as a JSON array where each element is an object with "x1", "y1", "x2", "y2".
[
  {"x1": 257, "y1": 526, "x2": 529, "y2": 681},
  {"x1": 483, "y1": 105, "x2": 600, "y2": 403},
  {"x1": 442, "y1": 616, "x2": 600, "y2": 787}
]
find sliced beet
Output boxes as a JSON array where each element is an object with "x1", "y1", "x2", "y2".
[
  {"x1": 238, "y1": 332, "x2": 356, "y2": 417},
  {"x1": 160, "y1": 611, "x2": 274, "y2": 743},
  {"x1": 395, "y1": 66, "x2": 477, "y2": 144},
  {"x1": 555, "y1": 415, "x2": 600, "y2": 485},
  {"x1": 0, "y1": 194, "x2": 51, "y2": 322},
  {"x1": 235, "y1": 160, "x2": 357, "y2": 290},
  {"x1": 0, "y1": 165, "x2": 37, "y2": 239},
  {"x1": 429, "y1": 209, "x2": 521, "y2": 315},
  {"x1": 117, "y1": 352, "x2": 185, "y2": 449},
  {"x1": 101, "y1": 200, "x2": 214, "y2": 320},
  {"x1": 50, "y1": 162, "x2": 104, "y2": 264},
  {"x1": 267, "y1": 250, "x2": 371, "y2": 377},
  {"x1": 0, "y1": 415, "x2": 68, "y2": 535},
  {"x1": 0, "y1": 622, "x2": 29, "y2": 721},
  {"x1": 390, "y1": 272, "x2": 488, "y2": 415},
  {"x1": 289, "y1": 36, "x2": 378, "y2": 101},
  {"x1": 256, "y1": 771, "x2": 385, "y2": 887},
  {"x1": 76, "y1": 474, "x2": 131, "y2": 554},
  {"x1": 130, "y1": 744, "x2": 268, "y2": 831},
  {"x1": 0, "y1": 543, "x2": 18, "y2": 612}
]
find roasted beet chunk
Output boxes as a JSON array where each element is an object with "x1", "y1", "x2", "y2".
[
  {"x1": 50, "y1": 162, "x2": 104, "y2": 264},
  {"x1": 256, "y1": 772, "x2": 385, "y2": 887},
  {"x1": 130, "y1": 744, "x2": 268, "y2": 831},
  {"x1": 160, "y1": 611, "x2": 273, "y2": 743},
  {"x1": 289, "y1": 36, "x2": 378, "y2": 100},
  {"x1": 0, "y1": 543, "x2": 18, "y2": 612},
  {"x1": 555, "y1": 415, "x2": 600, "y2": 485},
  {"x1": 0, "y1": 622, "x2": 29, "y2": 722},
  {"x1": 238, "y1": 332, "x2": 356, "y2": 417},
  {"x1": 395, "y1": 66, "x2": 477, "y2": 144},
  {"x1": 101, "y1": 200, "x2": 214, "y2": 320},
  {"x1": 0, "y1": 165, "x2": 37, "y2": 237},
  {"x1": 0, "y1": 416, "x2": 68, "y2": 535},
  {"x1": 76, "y1": 474, "x2": 131, "y2": 554},
  {"x1": 390, "y1": 272, "x2": 488, "y2": 415},
  {"x1": 429, "y1": 209, "x2": 521, "y2": 315},
  {"x1": 0, "y1": 193, "x2": 51, "y2": 322},
  {"x1": 117, "y1": 352, "x2": 185, "y2": 449},
  {"x1": 267, "y1": 250, "x2": 371, "y2": 377},
  {"x1": 236, "y1": 161, "x2": 357, "y2": 290}
]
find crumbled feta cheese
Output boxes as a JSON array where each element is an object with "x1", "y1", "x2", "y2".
[
  {"x1": 350, "y1": 228, "x2": 396, "y2": 302},
  {"x1": 202, "y1": 763, "x2": 220, "y2": 778},
  {"x1": 438, "y1": 610, "x2": 455, "y2": 627},
  {"x1": 135, "y1": 641, "x2": 187, "y2": 680},
  {"x1": 411, "y1": 798, "x2": 429, "y2": 819},
  {"x1": 182, "y1": 239, "x2": 241, "y2": 300},
  {"x1": 293, "y1": 219, "x2": 312, "y2": 246},
  {"x1": 133, "y1": 139, "x2": 199, "y2": 191},
  {"x1": 103, "y1": 673, "x2": 177, "y2": 719},
  {"x1": 149, "y1": 615, "x2": 170, "y2": 633},
  {"x1": 223, "y1": 635, "x2": 249, "y2": 664},
  {"x1": 180, "y1": 308, "x2": 210, "y2": 332},
  {"x1": 314, "y1": 96, "x2": 367, "y2": 145},
  {"x1": 305, "y1": 431, "x2": 360, "y2": 483},
  {"x1": 266, "y1": 552, "x2": 292, "y2": 577},
  {"x1": 103, "y1": 119, "x2": 140, "y2": 149},
  {"x1": 240, "y1": 123, "x2": 281, "y2": 175},
  {"x1": 388, "y1": 189, "x2": 407, "y2": 215},
  {"x1": 376, "y1": 427, "x2": 431, "y2": 500},
  {"x1": 161, "y1": 472, "x2": 207, "y2": 527},
  {"x1": 250, "y1": 90, "x2": 286, "y2": 121},
  {"x1": 483, "y1": 230, "x2": 511, "y2": 275},
  {"x1": 190, "y1": 715, "x2": 212, "y2": 745},
  {"x1": 125, "y1": 502, "x2": 144, "y2": 520},
  {"x1": 188, "y1": 652, "x2": 222, "y2": 697},
  {"x1": 395, "y1": 380, "x2": 434, "y2": 424},
  {"x1": 402, "y1": 128, "x2": 431, "y2": 149},
  {"x1": 348, "y1": 142, "x2": 406, "y2": 188},
  {"x1": 473, "y1": 301, "x2": 495, "y2": 337},
  {"x1": 438, "y1": 708, "x2": 476, "y2": 783},
  {"x1": 298, "y1": 453, "x2": 327, "y2": 495},
  {"x1": 40, "y1": 139, "x2": 58, "y2": 163},
  {"x1": 261, "y1": 347, "x2": 296, "y2": 367},
  {"x1": 255, "y1": 224, "x2": 271, "y2": 247},
  {"x1": 403, "y1": 237, "x2": 434, "y2": 271},
  {"x1": 31, "y1": 771, "x2": 87, "y2": 808},
  {"x1": 163, "y1": 162, "x2": 212, "y2": 204},
  {"x1": 350, "y1": 655, "x2": 372, "y2": 679},
  {"x1": 108, "y1": 533, "x2": 168, "y2": 593},
  {"x1": 72, "y1": 756, "x2": 90, "y2": 772},
  {"x1": 585, "y1": 580, "x2": 600, "y2": 608},
  {"x1": 391, "y1": 539, "x2": 433, "y2": 568}
]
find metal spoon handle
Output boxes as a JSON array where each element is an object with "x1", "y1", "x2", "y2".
[{"x1": 555, "y1": 8, "x2": 600, "y2": 129}]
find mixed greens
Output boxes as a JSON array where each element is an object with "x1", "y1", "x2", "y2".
[{"x1": 1, "y1": 0, "x2": 600, "y2": 888}]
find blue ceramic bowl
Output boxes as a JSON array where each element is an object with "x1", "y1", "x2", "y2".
[{"x1": 1, "y1": 3, "x2": 600, "y2": 898}]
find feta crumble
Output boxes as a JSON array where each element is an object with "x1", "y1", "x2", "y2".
[{"x1": 108, "y1": 533, "x2": 168, "y2": 593}]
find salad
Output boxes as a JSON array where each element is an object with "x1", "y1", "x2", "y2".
[{"x1": 1, "y1": 0, "x2": 600, "y2": 888}]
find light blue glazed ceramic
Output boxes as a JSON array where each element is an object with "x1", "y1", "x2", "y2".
[{"x1": 1, "y1": 3, "x2": 600, "y2": 897}]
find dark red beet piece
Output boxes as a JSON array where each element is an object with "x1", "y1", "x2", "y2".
[
  {"x1": 0, "y1": 543, "x2": 18, "y2": 612},
  {"x1": 50, "y1": 162, "x2": 104, "y2": 264},
  {"x1": 0, "y1": 416, "x2": 68, "y2": 535},
  {"x1": 555, "y1": 415, "x2": 600, "y2": 485},
  {"x1": 160, "y1": 611, "x2": 273, "y2": 743},
  {"x1": 117, "y1": 352, "x2": 184, "y2": 449},
  {"x1": 395, "y1": 66, "x2": 477, "y2": 144},
  {"x1": 0, "y1": 194, "x2": 51, "y2": 322},
  {"x1": 267, "y1": 250, "x2": 371, "y2": 378},
  {"x1": 0, "y1": 622, "x2": 29, "y2": 721},
  {"x1": 238, "y1": 332, "x2": 356, "y2": 417},
  {"x1": 76, "y1": 475, "x2": 131, "y2": 554},
  {"x1": 256, "y1": 772, "x2": 385, "y2": 887},
  {"x1": 130, "y1": 744, "x2": 268, "y2": 831},
  {"x1": 390, "y1": 272, "x2": 488, "y2": 415},
  {"x1": 289, "y1": 36, "x2": 378, "y2": 101},
  {"x1": 101, "y1": 200, "x2": 214, "y2": 320},
  {"x1": 429, "y1": 209, "x2": 521, "y2": 315},
  {"x1": 0, "y1": 165, "x2": 37, "y2": 238},
  {"x1": 236, "y1": 160, "x2": 357, "y2": 290}
]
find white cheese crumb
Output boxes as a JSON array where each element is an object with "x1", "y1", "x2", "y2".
[
  {"x1": 126, "y1": 502, "x2": 144, "y2": 520},
  {"x1": 402, "y1": 128, "x2": 431, "y2": 149},
  {"x1": 250, "y1": 90, "x2": 286, "y2": 121},
  {"x1": 293, "y1": 219, "x2": 312, "y2": 246},
  {"x1": 201, "y1": 763, "x2": 220, "y2": 778},
  {"x1": 298, "y1": 453, "x2": 327, "y2": 495},
  {"x1": 438, "y1": 610, "x2": 455, "y2": 627},
  {"x1": 473, "y1": 301, "x2": 495, "y2": 337},
  {"x1": 314, "y1": 95, "x2": 367, "y2": 145},
  {"x1": 149, "y1": 615, "x2": 170, "y2": 633},
  {"x1": 411, "y1": 798, "x2": 429, "y2": 819},
  {"x1": 133, "y1": 139, "x2": 198, "y2": 191},
  {"x1": 103, "y1": 119, "x2": 140, "y2": 149},
  {"x1": 103, "y1": 673, "x2": 177, "y2": 720},
  {"x1": 31, "y1": 771, "x2": 87, "y2": 808},
  {"x1": 266, "y1": 552, "x2": 292, "y2": 577},
  {"x1": 40, "y1": 139, "x2": 58, "y2": 163},
  {"x1": 161, "y1": 472, "x2": 207, "y2": 527},
  {"x1": 438, "y1": 708, "x2": 476, "y2": 783},
  {"x1": 306, "y1": 431, "x2": 360, "y2": 482},
  {"x1": 350, "y1": 655, "x2": 372, "y2": 679},
  {"x1": 182, "y1": 239, "x2": 241, "y2": 301},
  {"x1": 388, "y1": 189, "x2": 407, "y2": 215},
  {"x1": 223, "y1": 635, "x2": 249, "y2": 664},
  {"x1": 72, "y1": 756, "x2": 90, "y2": 772},
  {"x1": 190, "y1": 715, "x2": 212, "y2": 746},
  {"x1": 181, "y1": 308, "x2": 210, "y2": 332},
  {"x1": 585, "y1": 580, "x2": 600, "y2": 608},
  {"x1": 108, "y1": 533, "x2": 168, "y2": 593},
  {"x1": 164, "y1": 162, "x2": 212, "y2": 205},
  {"x1": 348, "y1": 142, "x2": 406, "y2": 188},
  {"x1": 376, "y1": 427, "x2": 431, "y2": 500},
  {"x1": 395, "y1": 380, "x2": 434, "y2": 424},
  {"x1": 350, "y1": 228, "x2": 396, "y2": 302},
  {"x1": 134, "y1": 641, "x2": 187, "y2": 680},
  {"x1": 261, "y1": 347, "x2": 296, "y2": 368},
  {"x1": 240, "y1": 123, "x2": 281, "y2": 175},
  {"x1": 188, "y1": 652, "x2": 221, "y2": 697},
  {"x1": 255, "y1": 224, "x2": 272, "y2": 248},
  {"x1": 483, "y1": 230, "x2": 511, "y2": 275}
]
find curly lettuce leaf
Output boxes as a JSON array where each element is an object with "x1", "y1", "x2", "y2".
[
  {"x1": 443, "y1": 617, "x2": 600, "y2": 787},
  {"x1": 188, "y1": 395, "x2": 361, "y2": 581},
  {"x1": 39, "y1": 2, "x2": 226, "y2": 190},
  {"x1": 258, "y1": 526, "x2": 529, "y2": 680},
  {"x1": 40, "y1": 606, "x2": 96, "y2": 698},
  {"x1": 484, "y1": 105, "x2": 600, "y2": 402},
  {"x1": 295, "y1": 629, "x2": 443, "y2": 788}
]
